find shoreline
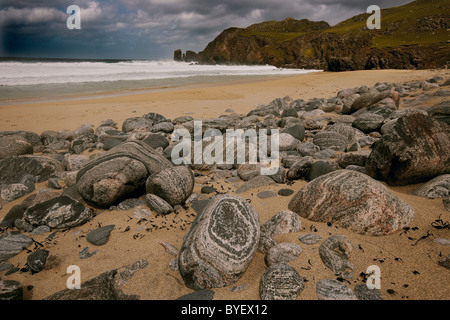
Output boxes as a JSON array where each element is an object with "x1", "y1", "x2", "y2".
[{"x1": 0, "y1": 69, "x2": 444, "y2": 134}]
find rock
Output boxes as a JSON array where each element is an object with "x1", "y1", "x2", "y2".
[
  {"x1": 348, "y1": 89, "x2": 399, "y2": 114},
  {"x1": 0, "y1": 131, "x2": 42, "y2": 151},
  {"x1": 288, "y1": 170, "x2": 415, "y2": 236},
  {"x1": 24, "y1": 196, "x2": 94, "y2": 229},
  {"x1": 201, "y1": 186, "x2": 217, "y2": 194},
  {"x1": 235, "y1": 175, "x2": 277, "y2": 194},
  {"x1": 102, "y1": 138, "x2": 123, "y2": 151},
  {"x1": 265, "y1": 242, "x2": 302, "y2": 266},
  {"x1": 278, "y1": 189, "x2": 294, "y2": 197},
  {"x1": 297, "y1": 142, "x2": 320, "y2": 157},
  {"x1": 0, "y1": 280, "x2": 23, "y2": 300},
  {"x1": 366, "y1": 113, "x2": 450, "y2": 186},
  {"x1": 277, "y1": 133, "x2": 300, "y2": 151},
  {"x1": 144, "y1": 194, "x2": 174, "y2": 215},
  {"x1": 260, "y1": 263, "x2": 304, "y2": 300},
  {"x1": 176, "y1": 289, "x2": 215, "y2": 300},
  {"x1": 438, "y1": 254, "x2": 450, "y2": 270},
  {"x1": 178, "y1": 194, "x2": 260, "y2": 290},
  {"x1": 316, "y1": 279, "x2": 358, "y2": 300},
  {"x1": 69, "y1": 133, "x2": 97, "y2": 154},
  {"x1": 434, "y1": 238, "x2": 450, "y2": 246},
  {"x1": 63, "y1": 154, "x2": 90, "y2": 171},
  {"x1": 258, "y1": 232, "x2": 277, "y2": 254},
  {"x1": 29, "y1": 225, "x2": 51, "y2": 236},
  {"x1": 427, "y1": 101, "x2": 450, "y2": 125},
  {"x1": 319, "y1": 235, "x2": 354, "y2": 274},
  {"x1": 146, "y1": 166, "x2": 194, "y2": 206},
  {"x1": 86, "y1": 225, "x2": 115, "y2": 246},
  {"x1": 313, "y1": 131, "x2": 348, "y2": 151},
  {"x1": 116, "y1": 198, "x2": 146, "y2": 211},
  {"x1": 337, "y1": 151, "x2": 370, "y2": 168},
  {"x1": 79, "y1": 247, "x2": 98, "y2": 259},
  {"x1": 287, "y1": 156, "x2": 314, "y2": 180},
  {"x1": 444, "y1": 198, "x2": 450, "y2": 211},
  {"x1": 143, "y1": 134, "x2": 170, "y2": 150},
  {"x1": 0, "y1": 136, "x2": 33, "y2": 160},
  {"x1": 0, "y1": 175, "x2": 35, "y2": 203},
  {"x1": 281, "y1": 124, "x2": 305, "y2": 141},
  {"x1": 47, "y1": 178, "x2": 62, "y2": 190},
  {"x1": 413, "y1": 174, "x2": 450, "y2": 199},
  {"x1": 122, "y1": 117, "x2": 153, "y2": 132},
  {"x1": 0, "y1": 155, "x2": 63, "y2": 185},
  {"x1": 269, "y1": 166, "x2": 286, "y2": 184},
  {"x1": 352, "y1": 112, "x2": 385, "y2": 133},
  {"x1": 0, "y1": 232, "x2": 33, "y2": 262},
  {"x1": 0, "y1": 205, "x2": 27, "y2": 228},
  {"x1": 307, "y1": 161, "x2": 334, "y2": 181},
  {"x1": 257, "y1": 190, "x2": 278, "y2": 199},
  {"x1": 237, "y1": 163, "x2": 263, "y2": 181},
  {"x1": 22, "y1": 189, "x2": 61, "y2": 209},
  {"x1": 45, "y1": 260, "x2": 148, "y2": 300},
  {"x1": 77, "y1": 141, "x2": 173, "y2": 207},
  {"x1": 142, "y1": 112, "x2": 167, "y2": 123},
  {"x1": 14, "y1": 219, "x2": 34, "y2": 232},
  {"x1": 260, "y1": 210, "x2": 301, "y2": 237},
  {"x1": 313, "y1": 148, "x2": 336, "y2": 159},
  {"x1": 354, "y1": 284, "x2": 383, "y2": 300},
  {"x1": 298, "y1": 234, "x2": 322, "y2": 245},
  {"x1": 26, "y1": 249, "x2": 49, "y2": 273}
]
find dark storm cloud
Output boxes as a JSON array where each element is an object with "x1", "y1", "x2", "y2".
[{"x1": 0, "y1": 0, "x2": 412, "y2": 59}]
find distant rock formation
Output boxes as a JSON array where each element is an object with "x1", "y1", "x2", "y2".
[
  {"x1": 178, "y1": 0, "x2": 450, "y2": 71},
  {"x1": 174, "y1": 49, "x2": 199, "y2": 63}
]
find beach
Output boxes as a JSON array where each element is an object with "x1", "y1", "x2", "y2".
[{"x1": 0, "y1": 68, "x2": 449, "y2": 301}]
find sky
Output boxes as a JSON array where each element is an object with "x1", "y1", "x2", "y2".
[{"x1": 0, "y1": 0, "x2": 413, "y2": 60}]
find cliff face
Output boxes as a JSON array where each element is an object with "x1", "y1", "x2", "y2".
[{"x1": 194, "y1": 0, "x2": 450, "y2": 71}]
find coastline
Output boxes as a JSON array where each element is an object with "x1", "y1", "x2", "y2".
[
  {"x1": 0, "y1": 68, "x2": 449, "y2": 301},
  {"x1": 0, "y1": 69, "x2": 443, "y2": 134}
]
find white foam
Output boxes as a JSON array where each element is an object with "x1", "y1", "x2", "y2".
[{"x1": 0, "y1": 60, "x2": 321, "y2": 86}]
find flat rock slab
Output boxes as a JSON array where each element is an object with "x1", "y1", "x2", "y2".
[{"x1": 24, "y1": 195, "x2": 94, "y2": 229}]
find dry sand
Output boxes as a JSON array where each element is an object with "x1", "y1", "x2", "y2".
[{"x1": 0, "y1": 69, "x2": 449, "y2": 301}]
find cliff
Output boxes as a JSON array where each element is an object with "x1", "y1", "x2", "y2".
[{"x1": 187, "y1": 0, "x2": 450, "y2": 71}]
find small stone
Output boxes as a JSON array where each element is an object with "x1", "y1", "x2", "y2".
[
  {"x1": 117, "y1": 198, "x2": 146, "y2": 211},
  {"x1": 438, "y1": 254, "x2": 450, "y2": 270},
  {"x1": 0, "y1": 280, "x2": 23, "y2": 300},
  {"x1": 260, "y1": 263, "x2": 305, "y2": 300},
  {"x1": 133, "y1": 206, "x2": 152, "y2": 220},
  {"x1": 47, "y1": 178, "x2": 62, "y2": 189},
  {"x1": 260, "y1": 210, "x2": 301, "y2": 237},
  {"x1": 14, "y1": 219, "x2": 34, "y2": 232},
  {"x1": 307, "y1": 161, "x2": 334, "y2": 181},
  {"x1": 176, "y1": 289, "x2": 215, "y2": 300},
  {"x1": 86, "y1": 225, "x2": 115, "y2": 246},
  {"x1": 434, "y1": 238, "x2": 450, "y2": 246},
  {"x1": 201, "y1": 186, "x2": 217, "y2": 194},
  {"x1": 145, "y1": 194, "x2": 174, "y2": 215},
  {"x1": 79, "y1": 247, "x2": 98, "y2": 259},
  {"x1": 298, "y1": 234, "x2": 322, "y2": 245},
  {"x1": 26, "y1": 249, "x2": 49, "y2": 273},
  {"x1": 319, "y1": 235, "x2": 354, "y2": 275},
  {"x1": 265, "y1": 242, "x2": 303, "y2": 266},
  {"x1": 29, "y1": 225, "x2": 51, "y2": 236},
  {"x1": 316, "y1": 279, "x2": 357, "y2": 300},
  {"x1": 235, "y1": 175, "x2": 277, "y2": 194},
  {"x1": 354, "y1": 284, "x2": 383, "y2": 300},
  {"x1": 0, "y1": 232, "x2": 33, "y2": 261},
  {"x1": 278, "y1": 189, "x2": 294, "y2": 197},
  {"x1": 257, "y1": 190, "x2": 278, "y2": 199},
  {"x1": 258, "y1": 232, "x2": 277, "y2": 254}
]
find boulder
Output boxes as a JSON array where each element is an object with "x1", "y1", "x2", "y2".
[
  {"x1": 288, "y1": 170, "x2": 415, "y2": 236},
  {"x1": 413, "y1": 174, "x2": 450, "y2": 199},
  {"x1": 145, "y1": 166, "x2": 194, "y2": 206},
  {"x1": 24, "y1": 196, "x2": 94, "y2": 229},
  {"x1": 0, "y1": 136, "x2": 33, "y2": 160},
  {"x1": 0, "y1": 232, "x2": 33, "y2": 262},
  {"x1": 260, "y1": 210, "x2": 302, "y2": 237},
  {"x1": 76, "y1": 141, "x2": 173, "y2": 207},
  {"x1": 178, "y1": 194, "x2": 260, "y2": 290},
  {"x1": 365, "y1": 113, "x2": 450, "y2": 186},
  {"x1": 313, "y1": 131, "x2": 348, "y2": 151}
]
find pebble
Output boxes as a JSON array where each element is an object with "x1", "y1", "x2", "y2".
[
  {"x1": 434, "y1": 238, "x2": 450, "y2": 246},
  {"x1": 0, "y1": 280, "x2": 23, "y2": 300},
  {"x1": 278, "y1": 188, "x2": 294, "y2": 196},
  {"x1": 354, "y1": 284, "x2": 383, "y2": 300},
  {"x1": 298, "y1": 234, "x2": 322, "y2": 245},
  {"x1": 79, "y1": 247, "x2": 98, "y2": 259},
  {"x1": 257, "y1": 190, "x2": 278, "y2": 199},
  {"x1": 265, "y1": 242, "x2": 303, "y2": 266},
  {"x1": 26, "y1": 249, "x2": 49, "y2": 273},
  {"x1": 29, "y1": 225, "x2": 51, "y2": 236},
  {"x1": 260, "y1": 263, "x2": 305, "y2": 300},
  {"x1": 201, "y1": 186, "x2": 217, "y2": 194},
  {"x1": 86, "y1": 225, "x2": 115, "y2": 246},
  {"x1": 316, "y1": 279, "x2": 358, "y2": 300}
]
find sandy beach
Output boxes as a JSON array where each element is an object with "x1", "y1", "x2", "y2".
[{"x1": 0, "y1": 69, "x2": 449, "y2": 301}]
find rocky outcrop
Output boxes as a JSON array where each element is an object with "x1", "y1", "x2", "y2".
[{"x1": 191, "y1": 1, "x2": 450, "y2": 71}]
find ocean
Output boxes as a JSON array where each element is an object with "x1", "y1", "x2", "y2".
[{"x1": 0, "y1": 58, "x2": 321, "y2": 102}]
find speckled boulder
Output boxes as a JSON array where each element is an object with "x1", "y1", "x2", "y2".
[
  {"x1": 179, "y1": 194, "x2": 260, "y2": 290},
  {"x1": 146, "y1": 166, "x2": 194, "y2": 206},
  {"x1": 288, "y1": 170, "x2": 415, "y2": 236},
  {"x1": 260, "y1": 263, "x2": 304, "y2": 300}
]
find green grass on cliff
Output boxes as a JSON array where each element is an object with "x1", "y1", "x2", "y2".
[{"x1": 328, "y1": 0, "x2": 450, "y2": 48}]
